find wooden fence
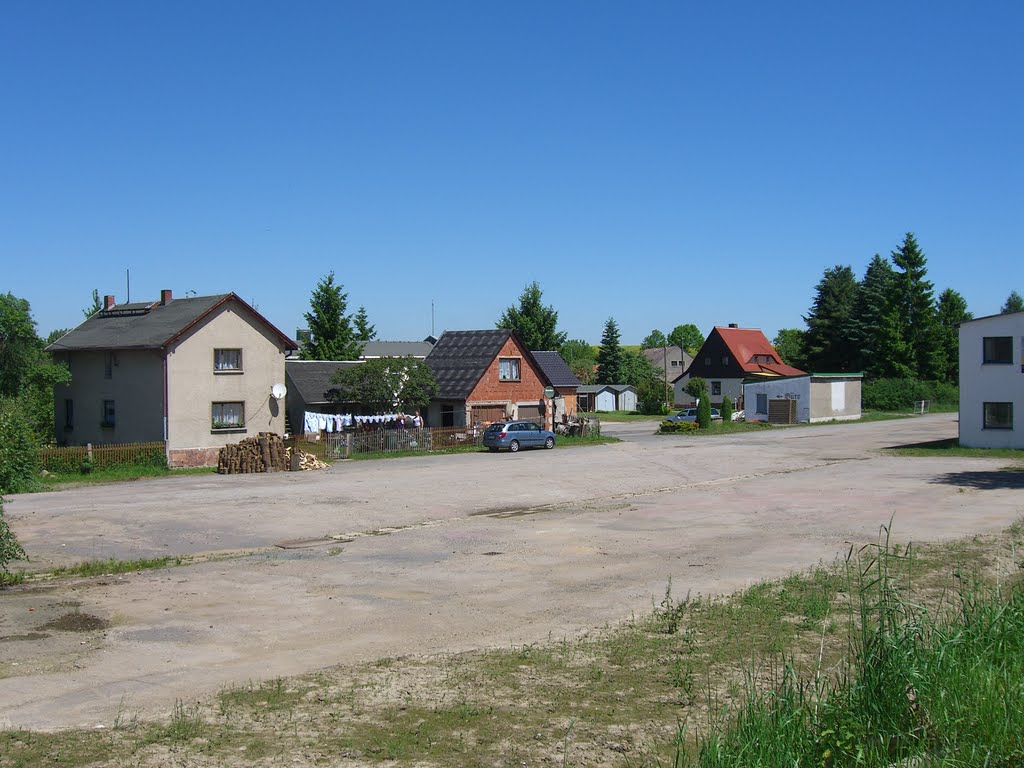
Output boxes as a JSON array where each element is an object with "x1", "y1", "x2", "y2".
[{"x1": 38, "y1": 441, "x2": 167, "y2": 473}]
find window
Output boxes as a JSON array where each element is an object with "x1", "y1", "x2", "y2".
[
  {"x1": 983, "y1": 402, "x2": 1013, "y2": 430},
  {"x1": 721, "y1": 356, "x2": 729, "y2": 366},
  {"x1": 64, "y1": 399, "x2": 74, "y2": 429},
  {"x1": 498, "y1": 358, "x2": 521, "y2": 381},
  {"x1": 214, "y1": 348, "x2": 243, "y2": 372},
  {"x1": 756, "y1": 393, "x2": 768, "y2": 414},
  {"x1": 711, "y1": 381, "x2": 722, "y2": 396},
  {"x1": 104, "y1": 351, "x2": 114, "y2": 379},
  {"x1": 671, "y1": 360, "x2": 678, "y2": 367},
  {"x1": 212, "y1": 401, "x2": 245, "y2": 430},
  {"x1": 983, "y1": 337, "x2": 1013, "y2": 364},
  {"x1": 101, "y1": 399, "x2": 115, "y2": 428}
]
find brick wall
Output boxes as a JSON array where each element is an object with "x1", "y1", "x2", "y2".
[{"x1": 468, "y1": 337, "x2": 546, "y2": 404}]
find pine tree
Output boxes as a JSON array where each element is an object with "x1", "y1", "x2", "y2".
[
  {"x1": 596, "y1": 318, "x2": 624, "y2": 384},
  {"x1": 848, "y1": 254, "x2": 895, "y2": 376},
  {"x1": 936, "y1": 289, "x2": 972, "y2": 383},
  {"x1": 889, "y1": 233, "x2": 943, "y2": 380},
  {"x1": 496, "y1": 282, "x2": 567, "y2": 351},
  {"x1": 803, "y1": 265, "x2": 859, "y2": 372},
  {"x1": 354, "y1": 306, "x2": 376, "y2": 344},
  {"x1": 302, "y1": 272, "x2": 364, "y2": 360}
]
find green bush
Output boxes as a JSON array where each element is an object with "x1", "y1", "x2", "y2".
[
  {"x1": 863, "y1": 379, "x2": 959, "y2": 411},
  {"x1": 0, "y1": 497, "x2": 28, "y2": 574},
  {"x1": 659, "y1": 420, "x2": 699, "y2": 434},
  {"x1": 720, "y1": 395, "x2": 734, "y2": 423},
  {"x1": 0, "y1": 397, "x2": 40, "y2": 494},
  {"x1": 696, "y1": 398, "x2": 712, "y2": 429}
]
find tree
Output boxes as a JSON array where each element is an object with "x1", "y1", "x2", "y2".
[
  {"x1": 803, "y1": 265, "x2": 859, "y2": 372},
  {"x1": 330, "y1": 357, "x2": 438, "y2": 413},
  {"x1": 302, "y1": 272, "x2": 365, "y2": 360},
  {"x1": 496, "y1": 282, "x2": 567, "y2": 351},
  {"x1": 354, "y1": 306, "x2": 376, "y2": 344},
  {"x1": 685, "y1": 376, "x2": 708, "y2": 401},
  {"x1": 848, "y1": 254, "x2": 895, "y2": 376},
  {"x1": 936, "y1": 288, "x2": 972, "y2": 383},
  {"x1": 772, "y1": 329, "x2": 807, "y2": 370},
  {"x1": 888, "y1": 233, "x2": 944, "y2": 380},
  {"x1": 596, "y1": 318, "x2": 624, "y2": 384},
  {"x1": 0, "y1": 293, "x2": 70, "y2": 443},
  {"x1": 668, "y1": 324, "x2": 704, "y2": 354},
  {"x1": 619, "y1": 349, "x2": 667, "y2": 413},
  {"x1": 641, "y1": 330, "x2": 668, "y2": 349},
  {"x1": 1001, "y1": 291, "x2": 1024, "y2": 314},
  {"x1": 560, "y1": 339, "x2": 596, "y2": 384},
  {"x1": 83, "y1": 289, "x2": 102, "y2": 318}
]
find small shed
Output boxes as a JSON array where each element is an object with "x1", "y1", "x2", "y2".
[
  {"x1": 577, "y1": 384, "x2": 637, "y2": 412},
  {"x1": 743, "y1": 373, "x2": 862, "y2": 423}
]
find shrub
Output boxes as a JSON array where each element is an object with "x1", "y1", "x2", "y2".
[
  {"x1": 863, "y1": 379, "x2": 959, "y2": 411},
  {"x1": 721, "y1": 395, "x2": 734, "y2": 423},
  {"x1": 0, "y1": 397, "x2": 40, "y2": 495},
  {"x1": 696, "y1": 397, "x2": 712, "y2": 429},
  {"x1": 0, "y1": 497, "x2": 28, "y2": 574},
  {"x1": 659, "y1": 420, "x2": 699, "y2": 434}
]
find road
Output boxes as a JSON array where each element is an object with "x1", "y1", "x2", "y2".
[{"x1": 2, "y1": 413, "x2": 1022, "y2": 730}]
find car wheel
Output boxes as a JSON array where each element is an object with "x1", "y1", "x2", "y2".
[
  {"x1": 544, "y1": 436, "x2": 554, "y2": 449},
  {"x1": 509, "y1": 440, "x2": 520, "y2": 453}
]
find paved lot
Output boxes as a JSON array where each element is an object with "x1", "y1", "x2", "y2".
[{"x1": 2, "y1": 413, "x2": 1022, "y2": 730}]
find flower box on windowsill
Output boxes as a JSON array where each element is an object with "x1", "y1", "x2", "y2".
[
  {"x1": 213, "y1": 369, "x2": 244, "y2": 375},
  {"x1": 211, "y1": 424, "x2": 247, "y2": 434}
]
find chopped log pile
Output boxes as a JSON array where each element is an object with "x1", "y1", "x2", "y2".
[
  {"x1": 217, "y1": 432, "x2": 288, "y2": 474},
  {"x1": 294, "y1": 451, "x2": 329, "y2": 470}
]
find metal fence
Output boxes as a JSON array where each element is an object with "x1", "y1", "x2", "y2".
[{"x1": 38, "y1": 441, "x2": 167, "y2": 472}]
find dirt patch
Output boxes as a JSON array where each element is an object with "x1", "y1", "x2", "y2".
[{"x1": 40, "y1": 612, "x2": 110, "y2": 632}]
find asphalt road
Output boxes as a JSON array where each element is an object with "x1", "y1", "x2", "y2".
[{"x1": 2, "y1": 413, "x2": 1022, "y2": 730}]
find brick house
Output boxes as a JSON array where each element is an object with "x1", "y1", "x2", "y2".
[
  {"x1": 424, "y1": 330, "x2": 552, "y2": 428},
  {"x1": 531, "y1": 350, "x2": 581, "y2": 421},
  {"x1": 47, "y1": 290, "x2": 297, "y2": 466}
]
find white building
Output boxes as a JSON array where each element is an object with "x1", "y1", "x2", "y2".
[
  {"x1": 959, "y1": 312, "x2": 1023, "y2": 448},
  {"x1": 743, "y1": 374, "x2": 862, "y2": 424}
]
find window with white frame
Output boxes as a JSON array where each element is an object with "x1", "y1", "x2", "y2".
[
  {"x1": 498, "y1": 358, "x2": 521, "y2": 381},
  {"x1": 983, "y1": 402, "x2": 1013, "y2": 430},
  {"x1": 982, "y1": 337, "x2": 1012, "y2": 364},
  {"x1": 212, "y1": 401, "x2": 245, "y2": 429},
  {"x1": 214, "y1": 348, "x2": 243, "y2": 372}
]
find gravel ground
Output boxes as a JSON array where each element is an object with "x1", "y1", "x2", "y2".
[{"x1": 2, "y1": 413, "x2": 1021, "y2": 731}]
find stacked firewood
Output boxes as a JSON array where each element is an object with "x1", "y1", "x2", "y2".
[{"x1": 217, "y1": 433, "x2": 288, "y2": 474}]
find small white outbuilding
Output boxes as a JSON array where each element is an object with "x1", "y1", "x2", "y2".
[{"x1": 743, "y1": 373, "x2": 862, "y2": 424}]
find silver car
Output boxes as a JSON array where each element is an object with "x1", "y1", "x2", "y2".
[
  {"x1": 665, "y1": 407, "x2": 722, "y2": 423},
  {"x1": 483, "y1": 421, "x2": 556, "y2": 452}
]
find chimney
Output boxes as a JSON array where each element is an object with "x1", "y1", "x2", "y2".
[
  {"x1": 104, "y1": 295, "x2": 115, "y2": 310},
  {"x1": 160, "y1": 289, "x2": 173, "y2": 305},
  {"x1": 728, "y1": 323, "x2": 738, "y2": 328}
]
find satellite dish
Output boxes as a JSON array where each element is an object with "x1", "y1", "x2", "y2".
[{"x1": 271, "y1": 383, "x2": 287, "y2": 400}]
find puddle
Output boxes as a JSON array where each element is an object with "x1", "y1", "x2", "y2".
[{"x1": 40, "y1": 612, "x2": 110, "y2": 632}]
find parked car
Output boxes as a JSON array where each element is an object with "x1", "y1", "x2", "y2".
[
  {"x1": 664, "y1": 407, "x2": 722, "y2": 423},
  {"x1": 483, "y1": 421, "x2": 556, "y2": 452}
]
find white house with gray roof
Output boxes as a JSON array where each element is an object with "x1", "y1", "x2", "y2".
[{"x1": 47, "y1": 290, "x2": 297, "y2": 466}]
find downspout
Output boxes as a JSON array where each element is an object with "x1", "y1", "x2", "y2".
[{"x1": 162, "y1": 350, "x2": 169, "y2": 466}]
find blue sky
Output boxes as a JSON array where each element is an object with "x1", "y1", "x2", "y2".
[{"x1": 3, "y1": 1, "x2": 1021, "y2": 345}]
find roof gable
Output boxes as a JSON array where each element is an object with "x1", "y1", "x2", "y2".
[
  {"x1": 695, "y1": 326, "x2": 806, "y2": 378},
  {"x1": 425, "y1": 330, "x2": 514, "y2": 400}
]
